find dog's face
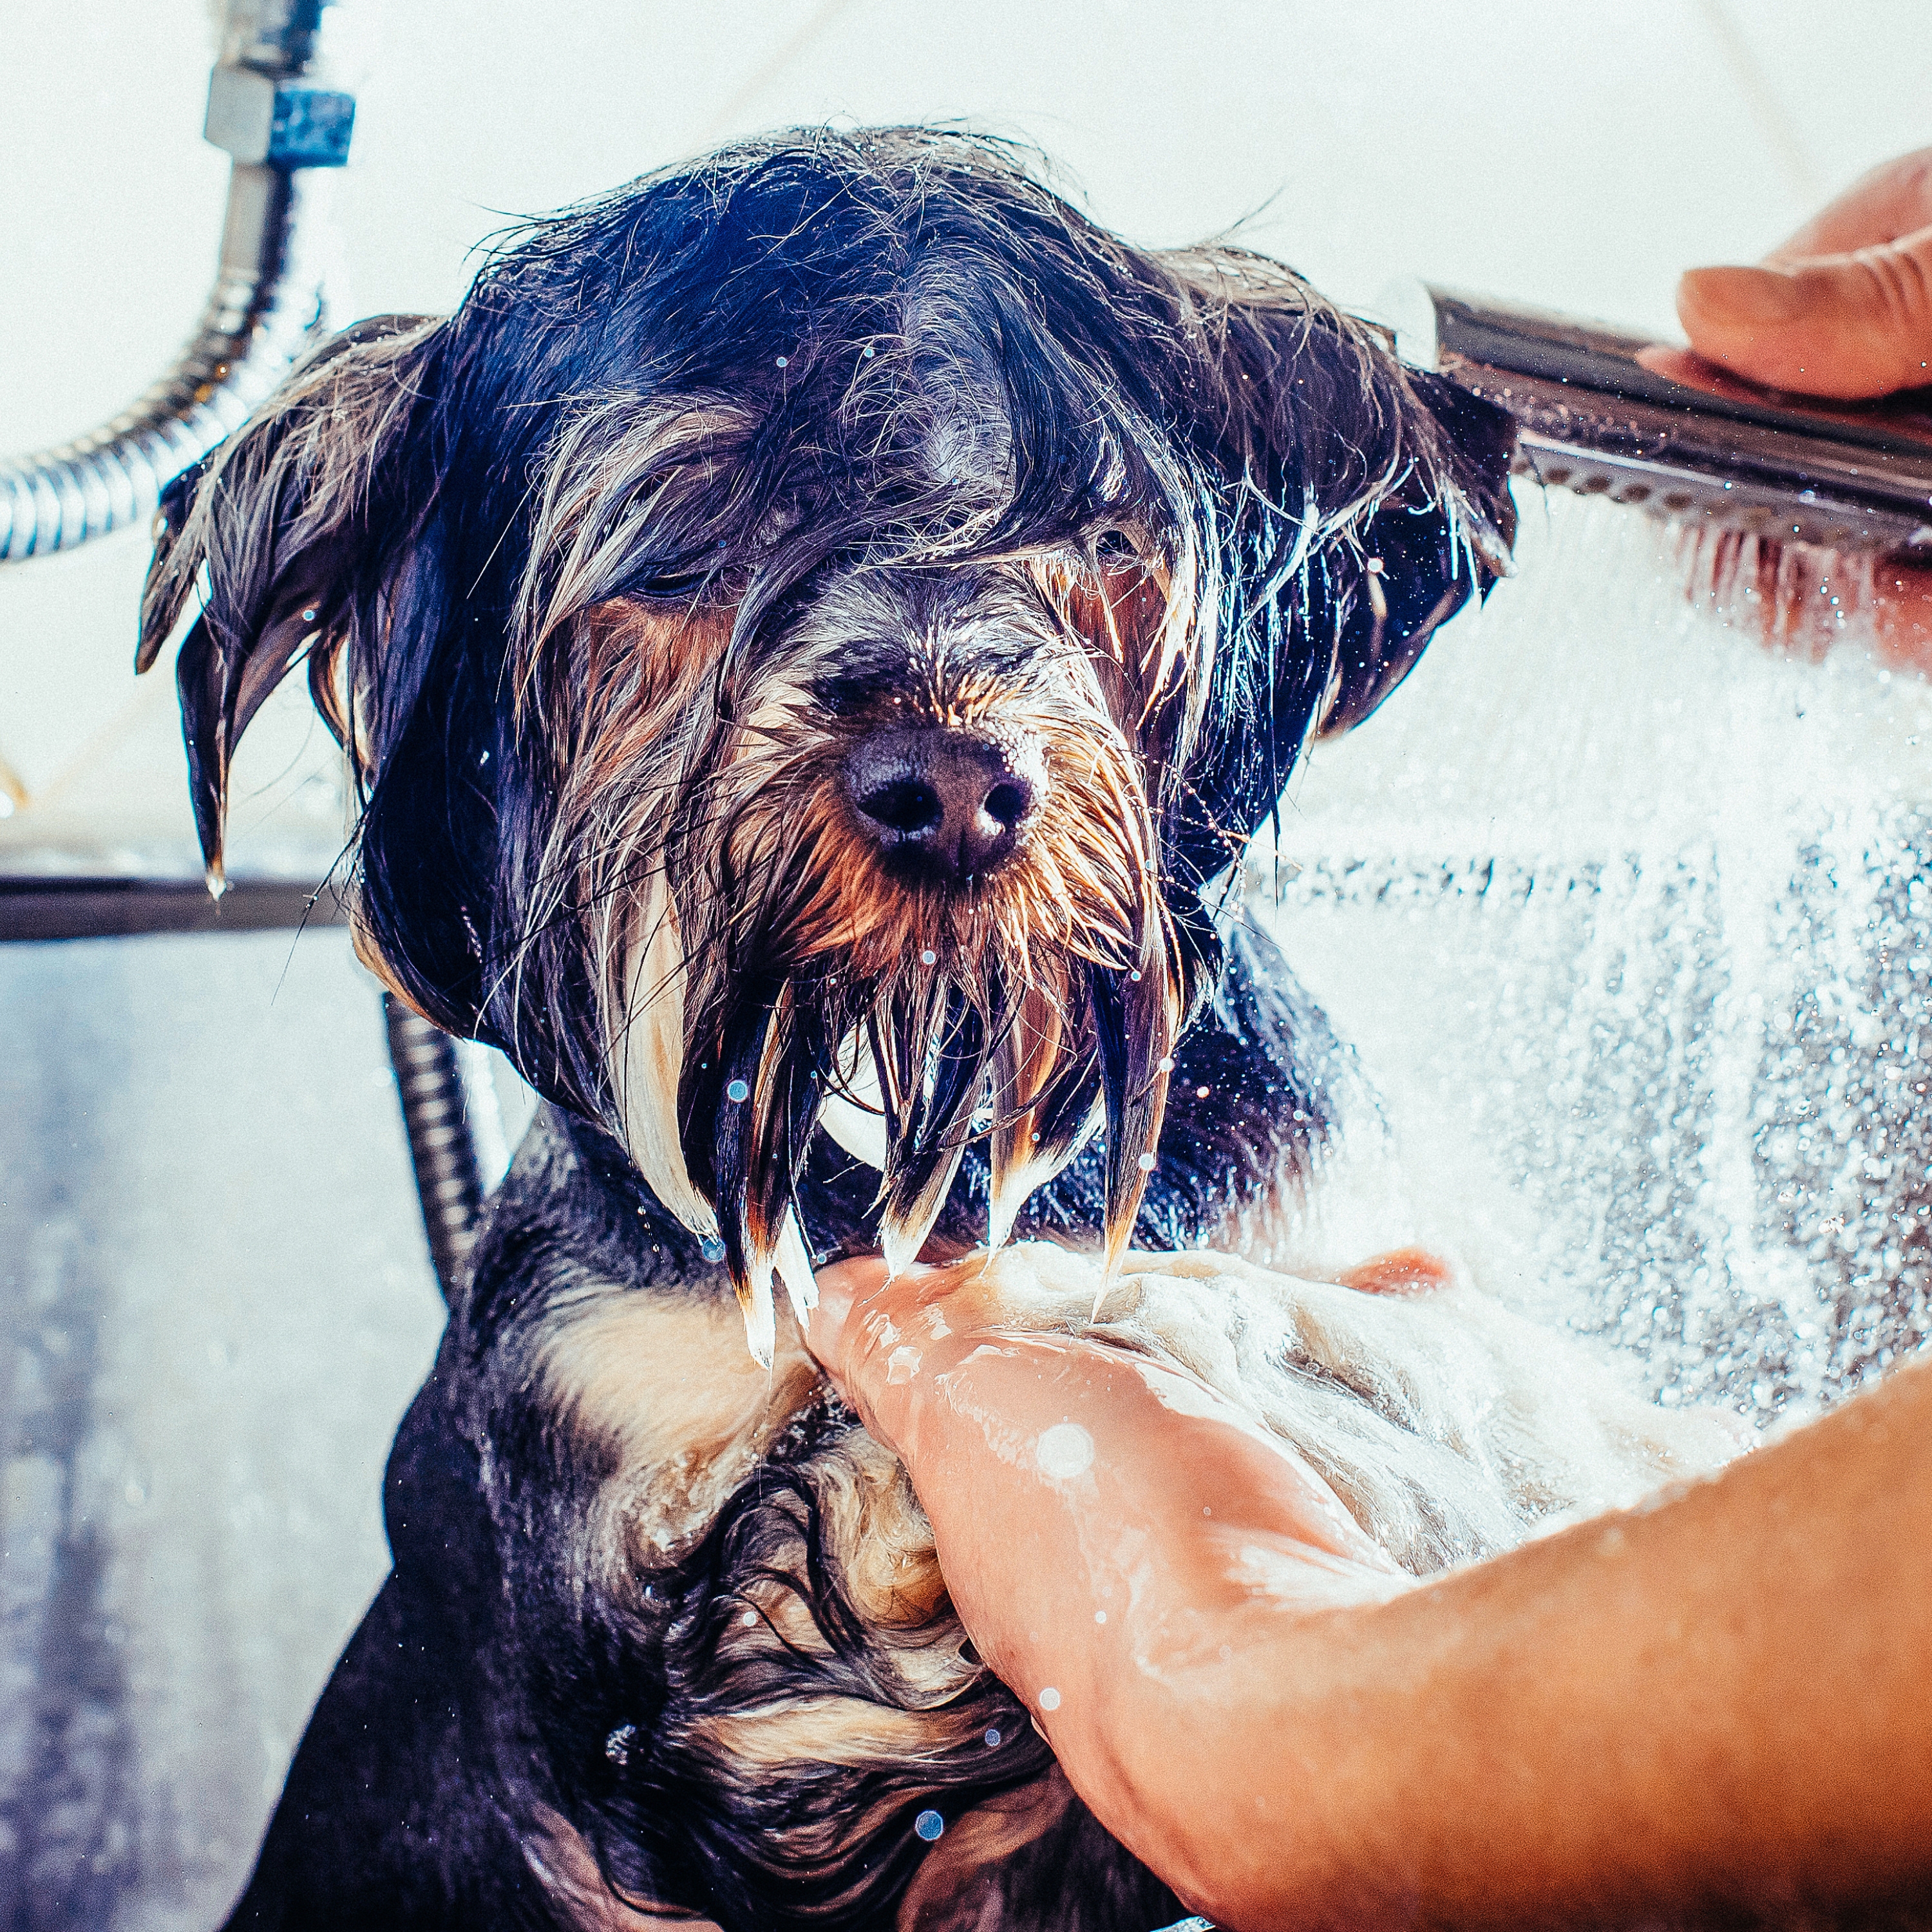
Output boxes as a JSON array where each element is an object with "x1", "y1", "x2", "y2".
[
  {"x1": 138, "y1": 128, "x2": 1514, "y2": 1354},
  {"x1": 586, "y1": 548, "x2": 1189, "y2": 1358}
]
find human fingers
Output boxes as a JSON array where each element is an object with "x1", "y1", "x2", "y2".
[
  {"x1": 1676, "y1": 526, "x2": 1932, "y2": 679},
  {"x1": 1676, "y1": 227, "x2": 1932, "y2": 399},
  {"x1": 1631, "y1": 343, "x2": 1777, "y2": 402},
  {"x1": 1765, "y1": 149, "x2": 1932, "y2": 264},
  {"x1": 804, "y1": 1254, "x2": 892, "y2": 1397},
  {"x1": 1872, "y1": 558, "x2": 1932, "y2": 676}
]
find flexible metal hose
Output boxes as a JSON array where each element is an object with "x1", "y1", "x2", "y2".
[
  {"x1": 0, "y1": 0, "x2": 354, "y2": 560},
  {"x1": 384, "y1": 998, "x2": 511, "y2": 1302},
  {"x1": 3, "y1": 0, "x2": 500, "y2": 1285}
]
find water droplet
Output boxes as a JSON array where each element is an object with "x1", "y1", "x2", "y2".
[
  {"x1": 698, "y1": 1233, "x2": 726, "y2": 1264},
  {"x1": 1128, "y1": 971, "x2": 1142, "y2": 981},
  {"x1": 301, "y1": 607, "x2": 317, "y2": 622},
  {"x1": 983, "y1": 1727, "x2": 1001, "y2": 1747},
  {"x1": 920, "y1": 949, "x2": 936, "y2": 965},
  {"x1": 741, "y1": 1609, "x2": 757, "y2": 1627},
  {"x1": 1038, "y1": 1687, "x2": 1061, "y2": 1712},
  {"x1": 605, "y1": 1723, "x2": 638, "y2": 1766},
  {"x1": 726, "y1": 1079, "x2": 750, "y2": 1103},
  {"x1": 775, "y1": 355, "x2": 788, "y2": 368},
  {"x1": 1094, "y1": 1609, "x2": 1107, "y2": 1624},
  {"x1": 862, "y1": 345, "x2": 876, "y2": 358},
  {"x1": 1137, "y1": 1152, "x2": 1157, "y2": 1171},
  {"x1": 914, "y1": 1808, "x2": 945, "y2": 1842},
  {"x1": 1196, "y1": 1085, "x2": 1210, "y2": 1099},
  {"x1": 1157, "y1": 1056, "x2": 1174, "y2": 1072}
]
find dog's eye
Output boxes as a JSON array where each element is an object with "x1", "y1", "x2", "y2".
[
  {"x1": 634, "y1": 573, "x2": 708, "y2": 601},
  {"x1": 815, "y1": 673, "x2": 885, "y2": 715}
]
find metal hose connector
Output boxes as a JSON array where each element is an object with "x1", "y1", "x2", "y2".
[{"x1": 1, "y1": 0, "x2": 355, "y2": 561}]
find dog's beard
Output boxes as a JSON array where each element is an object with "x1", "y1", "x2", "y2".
[{"x1": 614, "y1": 699, "x2": 1182, "y2": 1364}]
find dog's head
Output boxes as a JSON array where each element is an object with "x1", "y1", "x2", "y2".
[{"x1": 140, "y1": 128, "x2": 1514, "y2": 1356}]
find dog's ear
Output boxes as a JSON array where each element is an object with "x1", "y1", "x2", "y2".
[
  {"x1": 1312, "y1": 363, "x2": 1517, "y2": 739},
  {"x1": 138, "y1": 315, "x2": 443, "y2": 894},
  {"x1": 1183, "y1": 274, "x2": 1517, "y2": 743}
]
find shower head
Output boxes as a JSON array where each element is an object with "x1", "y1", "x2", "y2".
[{"x1": 1380, "y1": 281, "x2": 1932, "y2": 560}]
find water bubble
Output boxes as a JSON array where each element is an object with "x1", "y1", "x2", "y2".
[
  {"x1": 1036, "y1": 1421, "x2": 1094, "y2": 1478},
  {"x1": 1128, "y1": 971, "x2": 1142, "y2": 981},
  {"x1": 1196, "y1": 1085, "x2": 1211, "y2": 1099},
  {"x1": 1157, "y1": 1056, "x2": 1174, "y2": 1072},
  {"x1": 1137, "y1": 1152, "x2": 1157, "y2": 1171},
  {"x1": 1094, "y1": 1609, "x2": 1107, "y2": 1624},
  {"x1": 698, "y1": 1233, "x2": 726, "y2": 1264},
  {"x1": 914, "y1": 1809, "x2": 945, "y2": 1842},
  {"x1": 725, "y1": 1079, "x2": 750, "y2": 1103},
  {"x1": 740, "y1": 1609, "x2": 757, "y2": 1627},
  {"x1": 862, "y1": 345, "x2": 876, "y2": 358},
  {"x1": 983, "y1": 1727, "x2": 1001, "y2": 1747},
  {"x1": 775, "y1": 355, "x2": 788, "y2": 368},
  {"x1": 1037, "y1": 1687, "x2": 1061, "y2": 1712},
  {"x1": 605, "y1": 1723, "x2": 638, "y2": 1766},
  {"x1": 920, "y1": 949, "x2": 936, "y2": 965}
]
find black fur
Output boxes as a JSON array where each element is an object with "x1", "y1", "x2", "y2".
[{"x1": 227, "y1": 928, "x2": 1355, "y2": 1932}]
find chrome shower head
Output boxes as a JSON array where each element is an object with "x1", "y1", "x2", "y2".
[{"x1": 1380, "y1": 281, "x2": 1932, "y2": 559}]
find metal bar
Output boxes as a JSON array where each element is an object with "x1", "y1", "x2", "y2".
[{"x1": 0, "y1": 874, "x2": 348, "y2": 942}]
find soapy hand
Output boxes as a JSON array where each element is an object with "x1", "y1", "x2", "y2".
[
  {"x1": 805, "y1": 1253, "x2": 958, "y2": 1449},
  {"x1": 803, "y1": 1245, "x2": 1932, "y2": 1928}
]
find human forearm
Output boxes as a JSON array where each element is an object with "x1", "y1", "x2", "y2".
[{"x1": 816, "y1": 1258, "x2": 1932, "y2": 1929}]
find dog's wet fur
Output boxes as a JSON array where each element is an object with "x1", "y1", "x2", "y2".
[{"x1": 140, "y1": 129, "x2": 1525, "y2": 1928}]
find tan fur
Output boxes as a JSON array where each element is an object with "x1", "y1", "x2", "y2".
[
  {"x1": 614, "y1": 879, "x2": 715, "y2": 1241},
  {"x1": 540, "y1": 1286, "x2": 819, "y2": 1561},
  {"x1": 495, "y1": 400, "x2": 1197, "y2": 1339},
  {"x1": 511, "y1": 405, "x2": 755, "y2": 702},
  {"x1": 544, "y1": 1283, "x2": 982, "y2": 1781},
  {"x1": 527, "y1": 1806, "x2": 718, "y2": 1931}
]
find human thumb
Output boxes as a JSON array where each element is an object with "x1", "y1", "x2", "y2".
[{"x1": 1677, "y1": 227, "x2": 1932, "y2": 400}]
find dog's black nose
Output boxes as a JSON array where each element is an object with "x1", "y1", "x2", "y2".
[{"x1": 845, "y1": 727, "x2": 1045, "y2": 880}]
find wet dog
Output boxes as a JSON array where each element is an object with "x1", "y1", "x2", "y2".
[{"x1": 139, "y1": 128, "x2": 1530, "y2": 1929}]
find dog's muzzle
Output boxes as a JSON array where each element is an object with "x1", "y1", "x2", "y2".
[{"x1": 844, "y1": 724, "x2": 1046, "y2": 882}]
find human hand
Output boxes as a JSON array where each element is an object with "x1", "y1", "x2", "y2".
[
  {"x1": 1673, "y1": 148, "x2": 1932, "y2": 400},
  {"x1": 804, "y1": 1252, "x2": 942, "y2": 1446},
  {"x1": 1644, "y1": 151, "x2": 1932, "y2": 672}
]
